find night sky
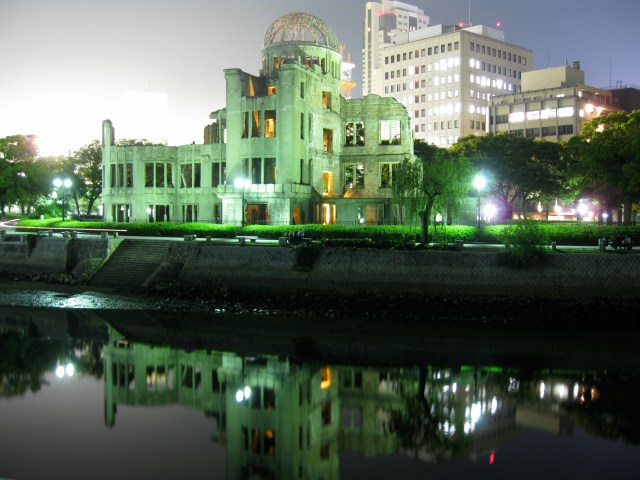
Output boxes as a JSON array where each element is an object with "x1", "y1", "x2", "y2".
[{"x1": 1, "y1": 0, "x2": 638, "y2": 155}]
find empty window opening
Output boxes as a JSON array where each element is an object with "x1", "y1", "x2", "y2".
[
  {"x1": 265, "y1": 110, "x2": 276, "y2": 137},
  {"x1": 322, "y1": 129, "x2": 333, "y2": 154}
]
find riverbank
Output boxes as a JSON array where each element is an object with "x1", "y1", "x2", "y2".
[
  {"x1": 2, "y1": 275, "x2": 640, "y2": 334},
  {"x1": 3, "y1": 235, "x2": 640, "y2": 300}
]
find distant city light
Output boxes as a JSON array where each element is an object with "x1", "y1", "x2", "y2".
[{"x1": 55, "y1": 363, "x2": 74, "y2": 379}]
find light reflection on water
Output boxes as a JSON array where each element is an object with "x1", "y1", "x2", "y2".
[{"x1": 1, "y1": 307, "x2": 640, "y2": 480}]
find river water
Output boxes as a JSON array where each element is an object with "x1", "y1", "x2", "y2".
[{"x1": 1, "y1": 305, "x2": 639, "y2": 480}]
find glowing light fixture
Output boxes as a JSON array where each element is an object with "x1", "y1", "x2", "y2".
[
  {"x1": 473, "y1": 174, "x2": 487, "y2": 227},
  {"x1": 235, "y1": 386, "x2": 252, "y2": 403},
  {"x1": 483, "y1": 203, "x2": 497, "y2": 222},
  {"x1": 55, "y1": 362, "x2": 74, "y2": 379},
  {"x1": 53, "y1": 177, "x2": 72, "y2": 221},
  {"x1": 235, "y1": 389, "x2": 244, "y2": 402}
]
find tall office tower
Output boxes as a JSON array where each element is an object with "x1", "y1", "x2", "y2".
[
  {"x1": 362, "y1": 1, "x2": 430, "y2": 96},
  {"x1": 365, "y1": 2, "x2": 533, "y2": 146}
]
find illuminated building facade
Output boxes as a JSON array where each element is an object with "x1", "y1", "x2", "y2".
[
  {"x1": 101, "y1": 12, "x2": 413, "y2": 226},
  {"x1": 362, "y1": 1, "x2": 430, "y2": 96},
  {"x1": 488, "y1": 62, "x2": 617, "y2": 141},
  {"x1": 103, "y1": 322, "x2": 584, "y2": 477},
  {"x1": 363, "y1": 1, "x2": 533, "y2": 146}
]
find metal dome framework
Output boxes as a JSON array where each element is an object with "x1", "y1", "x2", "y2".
[{"x1": 263, "y1": 12, "x2": 340, "y2": 52}]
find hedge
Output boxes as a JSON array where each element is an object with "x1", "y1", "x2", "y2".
[{"x1": 15, "y1": 218, "x2": 640, "y2": 246}]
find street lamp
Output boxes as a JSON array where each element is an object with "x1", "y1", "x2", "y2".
[
  {"x1": 472, "y1": 174, "x2": 487, "y2": 227},
  {"x1": 576, "y1": 201, "x2": 588, "y2": 223},
  {"x1": 234, "y1": 177, "x2": 251, "y2": 226},
  {"x1": 53, "y1": 178, "x2": 72, "y2": 221}
]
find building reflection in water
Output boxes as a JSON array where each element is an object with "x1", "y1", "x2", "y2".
[
  {"x1": 100, "y1": 323, "x2": 601, "y2": 480},
  {"x1": 2, "y1": 306, "x2": 633, "y2": 479}
]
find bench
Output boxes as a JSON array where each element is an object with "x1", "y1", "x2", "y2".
[
  {"x1": 14, "y1": 226, "x2": 126, "y2": 238},
  {"x1": 284, "y1": 237, "x2": 313, "y2": 246},
  {"x1": 236, "y1": 235, "x2": 259, "y2": 245},
  {"x1": 607, "y1": 235, "x2": 634, "y2": 251}
]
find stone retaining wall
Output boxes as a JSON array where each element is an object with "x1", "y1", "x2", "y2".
[
  {"x1": 166, "y1": 243, "x2": 640, "y2": 300},
  {"x1": 2, "y1": 237, "x2": 639, "y2": 300},
  {"x1": 0, "y1": 236, "x2": 111, "y2": 275}
]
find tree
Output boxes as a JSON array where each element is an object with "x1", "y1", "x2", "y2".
[
  {"x1": 66, "y1": 140, "x2": 102, "y2": 215},
  {"x1": 570, "y1": 110, "x2": 640, "y2": 225},
  {"x1": 0, "y1": 134, "x2": 39, "y2": 216},
  {"x1": 394, "y1": 141, "x2": 472, "y2": 243},
  {"x1": 13, "y1": 157, "x2": 54, "y2": 215},
  {"x1": 390, "y1": 366, "x2": 470, "y2": 462},
  {"x1": 451, "y1": 133, "x2": 569, "y2": 218}
]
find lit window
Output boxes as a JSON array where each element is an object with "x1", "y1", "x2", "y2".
[{"x1": 321, "y1": 367, "x2": 332, "y2": 389}]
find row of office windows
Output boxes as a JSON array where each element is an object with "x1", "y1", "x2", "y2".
[
  {"x1": 385, "y1": 57, "x2": 463, "y2": 81},
  {"x1": 469, "y1": 57, "x2": 522, "y2": 79},
  {"x1": 414, "y1": 119, "x2": 462, "y2": 132},
  {"x1": 470, "y1": 74, "x2": 518, "y2": 92},
  {"x1": 493, "y1": 106, "x2": 577, "y2": 125},
  {"x1": 383, "y1": 74, "x2": 461, "y2": 94},
  {"x1": 384, "y1": 59, "x2": 462, "y2": 79},
  {"x1": 470, "y1": 42, "x2": 527, "y2": 65},
  {"x1": 425, "y1": 135, "x2": 461, "y2": 146},
  {"x1": 384, "y1": 41, "x2": 461, "y2": 65},
  {"x1": 503, "y1": 125, "x2": 575, "y2": 137}
]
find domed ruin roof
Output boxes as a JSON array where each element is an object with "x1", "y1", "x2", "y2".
[{"x1": 263, "y1": 12, "x2": 340, "y2": 51}]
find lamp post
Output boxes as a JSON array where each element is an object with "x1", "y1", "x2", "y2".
[
  {"x1": 234, "y1": 177, "x2": 251, "y2": 226},
  {"x1": 472, "y1": 174, "x2": 487, "y2": 227},
  {"x1": 53, "y1": 178, "x2": 72, "y2": 221},
  {"x1": 576, "y1": 201, "x2": 588, "y2": 224}
]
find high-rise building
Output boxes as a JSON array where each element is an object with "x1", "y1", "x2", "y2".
[
  {"x1": 364, "y1": 1, "x2": 533, "y2": 146},
  {"x1": 362, "y1": 1, "x2": 430, "y2": 96}
]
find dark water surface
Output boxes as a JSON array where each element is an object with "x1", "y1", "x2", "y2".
[{"x1": 1, "y1": 306, "x2": 639, "y2": 480}]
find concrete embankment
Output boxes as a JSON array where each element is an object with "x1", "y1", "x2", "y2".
[
  {"x1": 0, "y1": 235, "x2": 115, "y2": 277},
  {"x1": 1, "y1": 236, "x2": 639, "y2": 300}
]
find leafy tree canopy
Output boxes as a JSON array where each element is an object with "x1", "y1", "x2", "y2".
[
  {"x1": 451, "y1": 133, "x2": 569, "y2": 216},
  {"x1": 569, "y1": 110, "x2": 640, "y2": 224}
]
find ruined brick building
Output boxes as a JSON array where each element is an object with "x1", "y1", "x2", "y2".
[{"x1": 101, "y1": 12, "x2": 413, "y2": 225}]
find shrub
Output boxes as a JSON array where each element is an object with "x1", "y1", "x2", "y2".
[
  {"x1": 16, "y1": 218, "x2": 640, "y2": 247},
  {"x1": 500, "y1": 221, "x2": 549, "y2": 268},
  {"x1": 293, "y1": 242, "x2": 323, "y2": 271}
]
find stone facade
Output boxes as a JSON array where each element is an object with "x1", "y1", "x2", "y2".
[{"x1": 101, "y1": 12, "x2": 414, "y2": 226}]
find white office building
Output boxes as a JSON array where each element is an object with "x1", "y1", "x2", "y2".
[
  {"x1": 363, "y1": 1, "x2": 533, "y2": 146},
  {"x1": 362, "y1": 1, "x2": 430, "y2": 96},
  {"x1": 488, "y1": 62, "x2": 618, "y2": 142}
]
